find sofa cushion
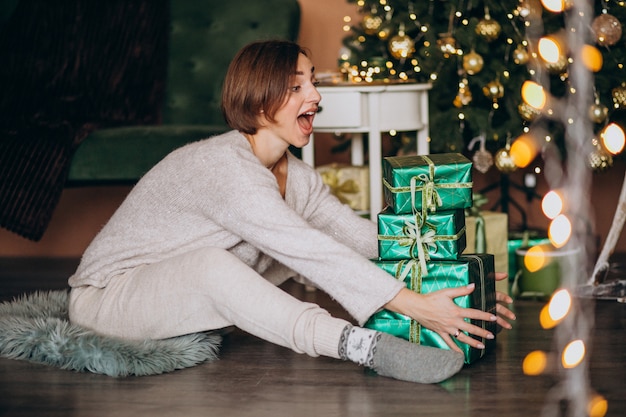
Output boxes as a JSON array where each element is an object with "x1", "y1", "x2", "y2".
[{"x1": 67, "y1": 125, "x2": 228, "y2": 184}]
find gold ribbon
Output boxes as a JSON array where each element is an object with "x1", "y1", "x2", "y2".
[
  {"x1": 377, "y1": 220, "x2": 466, "y2": 271},
  {"x1": 410, "y1": 156, "x2": 443, "y2": 221},
  {"x1": 399, "y1": 217, "x2": 436, "y2": 272},
  {"x1": 394, "y1": 259, "x2": 422, "y2": 344},
  {"x1": 320, "y1": 170, "x2": 360, "y2": 207},
  {"x1": 382, "y1": 155, "x2": 472, "y2": 217}
]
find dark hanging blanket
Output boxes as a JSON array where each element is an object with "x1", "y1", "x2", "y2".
[{"x1": 0, "y1": 0, "x2": 169, "y2": 241}]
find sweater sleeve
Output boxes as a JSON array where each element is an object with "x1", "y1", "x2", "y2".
[{"x1": 193, "y1": 146, "x2": 403, "y2": 325}]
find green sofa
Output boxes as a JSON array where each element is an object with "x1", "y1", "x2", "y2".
[{"x1": 67, "y1": 0, "x2": 301, "y2": 185}]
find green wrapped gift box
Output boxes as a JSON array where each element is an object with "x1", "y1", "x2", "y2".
[
  {"x1": 365, "y1": 254, "x2": 496, "y2": 364},
  {"x1": 377, "y1": 207, "x2": 466, "y2": 263},
  {"x1": 382, "y1": 153, "x2": 473, "y2": 215}
]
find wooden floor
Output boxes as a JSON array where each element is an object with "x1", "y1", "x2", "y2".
[{"x1": 1, "y1": 258, "x2": 625, "y2": 417}]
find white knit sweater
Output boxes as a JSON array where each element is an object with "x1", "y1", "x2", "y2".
[{"x1": 69, "y1": 130, "x2": 404, "y2": 325}]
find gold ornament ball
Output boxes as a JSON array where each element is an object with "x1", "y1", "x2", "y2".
[
  {"x1": 588, "y1": 146, "x2": 613, "y2": 172},
  {"x1": 454, "y1": 80, "x2": 472, "y2": 108},
  {"x1": 463, "y1": 50, "x2": 484, "y2": 75},
  {"x1": 437, "y1": 35, "x2": 457, "y2": 57},
  {"x1": 475, "y1": 15, "x2": 501, "y2": 42},
  {"x1": 517, "y1": 0, "x2": 543, "y2": 20},
  {"x1": 388, "y1": 34, "x2": 415, "y2": 59},
  {"x1": 494, "y1": 147, "x2": 518, "y2": 173},
  {"x1": 612, "y1": 84, "x2": 626, "y2": 109},
  {"x1": 377, "y1": 23, "x2": 392, "y2": 40},
  {"x1": 592, "y1": 13, "x2": 622, "y2": 47},
  {"x1": 513, "y1": 45, "x2": 529, "y2": 65},
  {"x1": 483, "y1": 80, "x2": 504, "y2": 101},
  {"x1": 518, "y1": 102, "x2": 540, "y2": 122},
  {"x1": 588, "y1": 102, "x2": 609, "y2": 123},
  {"x1": 544, "y1": 53, "x2": 569, "y2": 74},
  {"x1": 362, "y1": 13, "x2": 383, "y2": 35}
]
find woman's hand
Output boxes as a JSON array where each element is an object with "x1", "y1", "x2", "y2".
[
  {"x1": 383, "y1": 272, "x2": 516, "y2": 352},
  {"x1": 494, "y1": 272, "x2": 516, "y2": 332},
  {"x1": 384, "y1": 285, "x2": 497, "y2": 353}
]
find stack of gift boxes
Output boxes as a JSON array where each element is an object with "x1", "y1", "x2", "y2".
[{"x1": 364, "y1": 153, "x2": 497, "y2": 364}]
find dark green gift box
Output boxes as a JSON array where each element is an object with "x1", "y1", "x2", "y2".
[
  {"x1": 365, "y1": 254, "x2": 496, "y2": 364},
  {"x1": 382, "y1": 153, "x2": 473, "y2": 215},
  {"x1": 377, "y1": 207, "x2": 467, "y2": 262}
]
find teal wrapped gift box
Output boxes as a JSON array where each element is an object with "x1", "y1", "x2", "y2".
[
  {"x1": 382, "y1": 153, "x2": 473, "y2": 215},
  {"x1": 377, "y1": 207, "x2": 466, "y2": 262},
  {"x1": 365, "y1": 254, "x2": 496, "y2": 364}
]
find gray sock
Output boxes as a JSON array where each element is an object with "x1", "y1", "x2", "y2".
[{"x1": 339, "y1": 325, "x2": 464, "y2": 384}]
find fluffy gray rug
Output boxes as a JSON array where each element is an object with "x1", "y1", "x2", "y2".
[{"x1": 0, "y1": 290, "x2": 221, "y2": 377}]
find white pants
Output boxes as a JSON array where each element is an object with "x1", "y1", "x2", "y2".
[{"x1": 69, "y1": 247, "x2": 350, "y2": 359}]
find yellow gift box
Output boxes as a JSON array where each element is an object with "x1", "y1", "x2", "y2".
[
  {"x1": 463, "y1": 211, "x2": 509, "y2": 294},
  {"x1": 316, "y1": 164, "x2": 369, "y2": 212}
]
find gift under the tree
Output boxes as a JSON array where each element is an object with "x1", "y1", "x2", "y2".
[
  {"x1": 377, "y1": 207, "x2": 466, "y2": 264},
  {"x1": 365, "y1": 254, "x2": 496, "y2": 364},
  {"x1": 382, "y1": 153, "x2": 473, "y2": 216},
  {"x1": 463, "y1": 210, "x2": 509, "y2": 295},
  {"x1": 316, "y1": 163, "x2": 369, "y2": 212}
]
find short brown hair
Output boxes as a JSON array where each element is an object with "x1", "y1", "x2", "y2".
[{"x1": 221, "y1": 40, "x2": 309, "y2": 134}]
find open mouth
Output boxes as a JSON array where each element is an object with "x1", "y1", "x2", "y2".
[{"x1": 297, "y1": 110, "x2": 316, "y2": 133}]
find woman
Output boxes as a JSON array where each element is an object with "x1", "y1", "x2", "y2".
[{"x1": 69, "y1": 40, "x2": 515, "y2": 384}]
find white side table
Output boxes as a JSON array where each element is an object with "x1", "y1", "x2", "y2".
[{"x1": 302, "y1": 83, "x2": 431, "y2": 220}]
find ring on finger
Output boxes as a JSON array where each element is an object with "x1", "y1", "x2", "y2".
[{"x1": 453, "y1": 329, "x2": 460, "y2": 338}]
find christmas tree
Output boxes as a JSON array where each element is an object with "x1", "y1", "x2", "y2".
[{"x1": 340, "y1": 0, "x2": 626, "y2": 173}]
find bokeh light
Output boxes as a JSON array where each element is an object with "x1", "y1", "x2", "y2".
[
  {"x1": 521, "y1": 81, "x2": 547, "y2": 110},
  {"x1": 510, "y1": 134, "x2": 539, "y2": 167},
  {"x1": 601, "y1": 123, "x2": 626, "y2": 154},
  {"x1": 588, "y1": 394, "x2": 609, "y2": 417},
  {"x1": 549, "y1": 214, "x2": 572, "y2": 248},
  {"x1": 524, "y1": 244, "x2": 548, "y2": 272},
  {"x1": 581, "y1": 44, "x2": 603, "y2": 72},
  {"x1": 538, "y1": 35, "x2": 563, "y2": 64},
  {"x1": 540, "y1": 0, "x2": 565, "y2": 13},
  {"x1": 542, "y1": 190, "x2": 564, "y2": 219},
  {"x1": 562, "y1": 339, "x2": 585, "y2": 368},
  {"x1": 540, "y1": 304, "x2": 558, "y2": 329},
  {"x1": 523, "y1": 350, "x2": 548, "y2": 375},
  {"x1": 548, "y1": 288, "x2": 571, "y2": 322}
]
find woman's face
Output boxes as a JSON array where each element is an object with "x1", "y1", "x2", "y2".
[{"x1": 259, "y1": 53, "x2": 321, "y2": 149}]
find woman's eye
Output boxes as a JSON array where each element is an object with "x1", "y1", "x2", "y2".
[
  {"x1": 313, "y1": 80, "x2": 321, "y2": 87},
  {"x1": 291, "y1": 85, "x2": 301, "y2": 92}
]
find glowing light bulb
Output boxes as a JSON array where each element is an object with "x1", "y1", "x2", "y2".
[
  {"x1": 548, "y1": 289, "x2": 571, "y2": 322},
  {"x1": 510, "y1": 134, "x2": 539, "y2": 167},
  {"x1": 540, "y1": 304, "x2": 557, "y2": 329},
  {"x1": 562, "y1": 339, "x2": 585, "y2": 368},
  {"x1": 588, "y1": 394, "x2": 609, "y2": 417},
  {"x1": 549, "y1": 214, "x2": 571, "y2": 248},
  {"x1": 601, "y1": 123, "x2": 626, "y2": 154},
  {"x1": 521, "y1": 81, "x2": 547, "y2": 110},
  {"x1": 581, "y1": 44, "x2": 603, "y2": 72},
  {"x1": 542, "y1": 190, "x2": 563, "y2": 219},
  {"x1": 523, "y1": 350, "x2": 548, "y2": 375},
  {"x1": 524, "y1": 245, "x2": 548, "y2": 272},
  {"x1": 538, "y1": 36, "x2": 562, "y2": 64},
  {"x1": 541, "y1": 0, "x2": 565, "y2": 12}
]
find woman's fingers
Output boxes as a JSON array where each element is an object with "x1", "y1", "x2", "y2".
[
  {"x1": 495, "y1": 272, "x2": 508, "y2": 281},
  {"x1": 496, "y1": 290, "x2": 513, "y2": 304},
  {"x1": 439, "y1": 333, "x2": 464, "y2": 353}
]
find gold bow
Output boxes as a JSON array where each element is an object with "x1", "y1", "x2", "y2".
[
  {"x1": 398, "y1": 216, "x2": 437, "y2": 272},
  {"x1": 321, "y1": 170, "x2": 360, "y2": 207},
  {"x1": 410, "y1": 172, "x2": 443, "y2": 222}
]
